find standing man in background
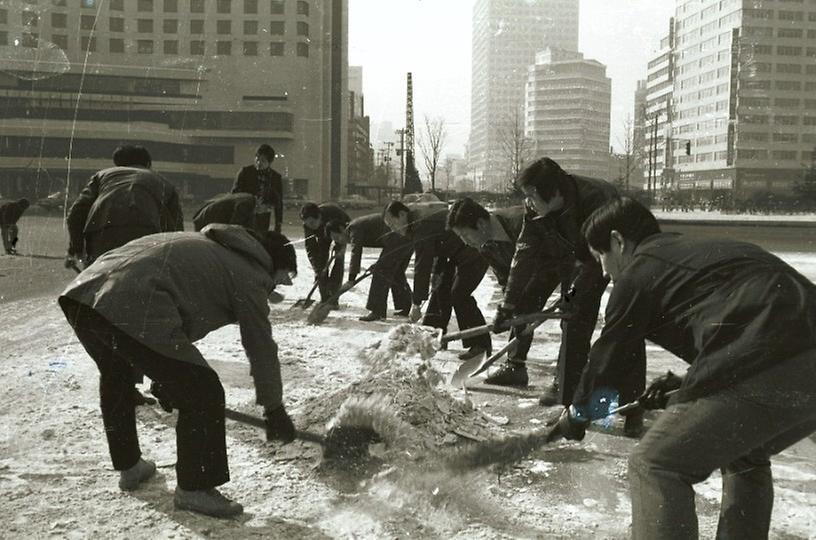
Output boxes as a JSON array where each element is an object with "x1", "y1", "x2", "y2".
[{"x1": 232, "y1": 144, "x2": 284, "y2": 234}]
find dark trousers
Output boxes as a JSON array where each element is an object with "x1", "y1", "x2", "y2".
[
  {"x1": 366, "y1": 239, "x2": 413, "y2": 316},
  {"x1": 508, "y1": 272, "x2": 559, "y2": 362},
  {"x1": 629, "y1": 349, "x2": 816, "y2": 539},
  {"x1": 309, "y1": 239, "x2": 344, "y2": 304},
  {"x1": 422, "y1": 257, "x2": 491, "y2": 350},
  {"x1": 255, "y1": 211, "x2": 280, "y2": 233},
  {"x1": 60, "y1": 298, "x2": 230, "y2": 491},
  {"x1": 1, "y1": 223, "x2": 18, "y2": 254}
]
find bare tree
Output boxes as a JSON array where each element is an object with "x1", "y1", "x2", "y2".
[
  {"x1": 498, "y1": 107, "x2": 532, "y2": 193},
  {"x1": 418, "y1": 115, "x2": 447, "y2": 192},
  {"x1": 614, "y1": 114, "x2": 645, "y2": 191}
]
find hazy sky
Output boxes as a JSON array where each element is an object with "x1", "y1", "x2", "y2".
[{"x1": 349, "y1": 0, "x2": 676, "y2": 161}]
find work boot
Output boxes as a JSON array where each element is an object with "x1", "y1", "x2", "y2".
[
  {"x1": 174, "y1": 487, "x2": 244, "y2": 518},
  {"x1": 133, "y1": 387, "x2": 157, "y2": 406},
  {"x1": 393, "y1": 308, "x2": 410, "y2": 317},
  {"x1": 538, "y1": 381, "x2": 560, "y2": 407},
  {"x1": 359, "y1": 311, "x2": 385, "y2": 322},
  {"x1": 458, "y1": 346, "x2": 489, "y2": 361},
  {"x1": 268, "y1": 290, "x2": 285, "y2": 304},
  {"x1": 623, "y1": 409, "x2": 645, "y2": 438},
  {"x1": 484, "y1": 362, "x2": 528, "y2": 387},
  {"x1": 119, "y1": 458, "x2": 156, "y2": 491}
]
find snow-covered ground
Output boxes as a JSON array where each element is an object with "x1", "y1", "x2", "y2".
[{"x1": 1, "y1": 216, "x2": 815, "y2": 538}]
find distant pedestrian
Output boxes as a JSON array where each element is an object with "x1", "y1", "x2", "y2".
[
  {"x1": 0, "y1": 198, "x2": 30, "y2": 255},
  {"x1": 59, "y1": 225, "x2": 298, "y2": 518},
  {"x1": 232, "y1": 144, "x2": 284, "y2": 234},
  {"x1": 326, "y1": 213, "x2": 413, "y2": 321},
  {"x1": 300, "y1": 202, "x2": 350, "y2": 306},
  {"x1": 192, "y1": 192, "x2": 256, "y2": 232}
]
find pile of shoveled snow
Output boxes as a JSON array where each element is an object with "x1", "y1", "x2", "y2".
[{"x1": 298, "y1": 324, "x2": 504, "y2": 456}]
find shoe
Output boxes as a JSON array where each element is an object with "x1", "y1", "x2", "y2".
[
  {"x1": 484, "y1": 362, "x2": 528, "y2": 387},
  {"x1": 359, "y1": 311, "x2": 385, "y2": 322},
  {"x1": 267, "y1": 290, "x2": 285, "y2": 304},
  {"x1": 133, "y1": 387, "x2": 157, "y2": 407},
  {"x1": 538, "y1": 382, "x2": 561, "y2": 406},
  {"x1": 623, "y1": 410, "x2": 645, "y2": 438},
  {"x1": 393, "y1": 309, "x2": 410, "y2": 317},
  {"x1": 458, "y1": 346, "x2": 489, "y2": 361},
  {"x1": 174, "y1": 487, "x2": 244, "y2": 518},
  {"x1": 119, "y1": 458, "x2": 156, "y2": 491}
]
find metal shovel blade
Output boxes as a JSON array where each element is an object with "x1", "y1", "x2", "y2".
[
  {"x1": 449, "y1": 351, "x2": 488, "y2": 387},
  {"x1": 291, "y1": 298, "x2": 316, "y2": 309}
]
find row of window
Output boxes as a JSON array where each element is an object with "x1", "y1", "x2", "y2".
[
  {"x1": 74, "y1": 0, "x2": 310, "y2": 16},
  {"x1": 0, "y1": 32, "x2": 310, "y2": 57},
  {"x1": 736, "y1": 149, "x2": 811, "y2": 161}
]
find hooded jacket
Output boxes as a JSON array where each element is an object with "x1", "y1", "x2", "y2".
[{"x1": 59, "y1": 224, "x2": 282, "y2": 408}]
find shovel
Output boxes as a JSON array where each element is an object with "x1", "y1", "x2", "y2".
[
  {"x1": 291, "y1": 280, "x2": 319, "y2": 309},
  {"x1": 307, "y1": 266, "x2": 376, "y2": 325},
  {"x1": 440, "y1": 311, "x2": 568, "y2": 352}
]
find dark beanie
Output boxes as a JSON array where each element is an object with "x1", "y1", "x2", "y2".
[{"x1": 261, "y1": 231, "x2": 297, "y2": 277}]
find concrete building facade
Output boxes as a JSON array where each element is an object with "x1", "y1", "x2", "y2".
[
  {"x1": 469, "y1": 0, "x2": 579, "y2": 192},
  {"x1": 642, "y1": 24, "x2": 675, "y2": 193},
  {"x1": 524, "y1": 48, "x2": 611, "y2": 179},
  {"x1": 0, "y1": 0, "x2": 347, "y2": 203}
]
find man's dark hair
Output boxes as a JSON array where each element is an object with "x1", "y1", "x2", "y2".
[
  {"x1": 515, "y1": 157, "x2": 570, "y2": 202},
  {"x1": 261, "y1": 231, "x2": 297, "y2": 277},
  {"x1": 582, "y1": 197, "x2": 661, "y2": 253},
  {"x1": 383, "y1": 200, "x2": 410, "y2": 218},
  {"x1": 256, "y1": 144, "x2": 275, "y2": 161},
  {"x1": 299, "y1": 202, "x2": 320, "y2": 220},
  {"x1": 324, "y1": 219, "x2": 347, "y2": 235},
  {"x1": 112, "y1": 145, "x2": 152, "y2": 168},
  {"x1": 447, "y1": 197, "x2": 490, "y2": 230},
  {"x1": 18, "y1": 198, "x2": 30, "y2": 210}
]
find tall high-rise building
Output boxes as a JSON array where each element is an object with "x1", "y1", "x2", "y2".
[
  {"x1": 469, "y1": 0, "x2": 579, "y2": 191},
  {"x1": 642, "y1": 22, "x2": 675, "y2": 193},
  {"x1": 347, "y1": 65, "x2": 373, "y2": 188},
  {"x1": 668, "y1": 0, "x2": 816, "y2": 197},
  {"x1": 525, "y1": 48, "x2": 610, "y2": 179},
  {"x1": 0, "y1": 0, "x2": 347, "y2": 202}
]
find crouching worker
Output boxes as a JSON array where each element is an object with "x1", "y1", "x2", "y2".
[
  {"x1": 59, "y1": 224, "x2": 299, "y2": 518},
  {"x1": 548, "y1": 197, "x2": 816, "y2": 539}
]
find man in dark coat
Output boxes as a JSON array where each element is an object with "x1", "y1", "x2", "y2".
[
  {"x1": 495, "y1": 157, "x2": 645, "y2": 434},
  {"x1": 448, "y1": 198, "x2": 561, "y2": 385},
  {"x1": 549, "y1": 197, "x2": 816, "y2": 539},
  {"x1": 384, "y1": 200, "x2": 491, "y2": 359},
  {"x1": 192, "y1": 192, "x2": 256, "y2": 232},
  {"x1": 0, "y1": 198, "x2": 30, "y2": 255},
  {"x1": 59, "y1": 225, "x2": 298, "y2": 518},
  {"x1": 66, "y1": 145, "x2": 184, "y2": 266},
  {"x1": 300, "y1": 202, "x2": 351, "y2": 306},
  {"x1": 231, "y1": 144, "x2": 284, "y2": 234},
  {"x1": 326, "y1": 213, "x2": 413, "y2": 321}
]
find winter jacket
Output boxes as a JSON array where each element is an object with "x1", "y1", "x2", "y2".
[
  {"x1": 346, "y1": 213, "x2": 402, "y2": 280},
  {"x1": 192, "y1": 192, "x2": 256, "y2": 232},
  {"x1": 59, "y1": 224, "x2": 283, "y2": 408},
  {"x1": 573, "y1": 233, "x2": 816, "y2": 407},
  {"x1": 232, "y1": 165, "x2": 284, "y2": 231},
  {"x1": 504, "y1": 174, "x2": 618, "y2": 306},
  {"x1": 0, "y1": 198, "x2": 30, "y2": 225},
  {"x1": 303, "y1": 203, "x2": 350, "y2": 272},
  {"x1": 66, "y1": 166, "x2": 184, "y2": 256}
]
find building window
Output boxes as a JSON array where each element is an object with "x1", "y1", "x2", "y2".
[
  {"x1": 244, "y1": 20, "x2": 258, "y2": 34},
  {"x1": 216, "y1": 40, "x2": 231, "y2": 55},
  {"x1": 0, "y1": 9, "x2": 6, "y2": 24},
  {"x1": 777, "y1": 10, "x2": 803, "y2": 20},
  {"x1": 80, "y1": 15, "x2": 96, "y2": 30},
  {"x1": 774, "y1": 115, "x2": 798, "y2": 125},
  {"x1": 217, "y1": 0, "x2": 231, "y2": 13},
  {"x1": 270, "y1": 41, "x2": 284, "y2": 56},
  {"x1": 81, "y1": 0, "x2": 97, "y2": 7},
  {"x1": 269, "y1": 21, "x2": 285, "y2": 34},
  {"x1": 110, "y1": 0, "x2": 123, "y2": 10},
  {"x1": 137, "y1": 40, "x2": 154, "y2": 54},
  {"x1": 772, "y1": 150, "x2": 797, "y2": 160},
  {"x1": 137, "y1": 0, "x2": 154, "y2": 10},
  {"x1": 109, "y1": 37, "x2": 124, "y2": 53},
  {"x1": 52, "y1": 34, "x2": 68, "y2": 50},
  {"x1": 217, "y1": 20, "x2": 231, "y2": 34},
  {"x1": 164, "y1": 39, "x2": 178, "y2": 54},
  {"x1": 110, "y1": 17, "x2": 124, "y2": 32},
  {"x1": 776, "y1": 80, "x2": 801, "y2": 90},
  {"x1": 297, "y1": 42, "x2": 309, "y2": 57},
  {"x1": 243, "y1": 41, "x2": 258, "y2": 56},
  {"x1": 52, "y1": 13, "x2": 67, "y2": 28},
  {"x1": 22, "y1": 10, "x2": 39, "y2": 26},
  {"x1": 776, "y1": 63, "x2": 802, "y2": 73},
  {"x1": 163, "y1": 19, "x2": 178, "y2": 33},
  {"x1": 190, "y1": 39, "x2": 205, "y2": 55},
  {"x1": 0, "y1": 31, "x2": 6, "y2": 46},
  {"x1": 190, "y1": 19, "x2": 204, "y2": 34},
  {"x1": 80, "y1": 35, "x2": 96, "y2": 52},
  {"x1": 164, "y1": 0, "x2": 177, "y2": 12},
  {"x1": 296, "y1": 21, "x2": 309, "y2": 36},
  {"x1": 52, "y1": 0, "x2": 67, "y2": 6},
  {"x1": 773, "y1": 133, "x2": 798, "y2": 143},
  {"x1": 297, "y1": 0, "x2": 309, "y2": 16},
  {"x1": 137, "y1": 19, "x2": 154, "y2": 33},
  {"x1": 244, "y1": 0, "x2": 258, "y2": 14},
  {"x1": 270, "y1": 0, "x2": 284, "y2": 14},
  {"x1": 776, "y1": 98, "x2": 800, "y2": 108},
  {"x1": 777, "y1": 46, "x2": 802, "y2": 56},
  {"x1": 777, "y1": 28, "x2": 803, "y2": 38},
  {"x1": 191, "y1": 0, "x2": 204, "y2": 13}
]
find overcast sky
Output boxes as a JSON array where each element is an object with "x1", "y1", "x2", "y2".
[{"x1": 349, "y1": 0, "x2": 676, "y2": 160}]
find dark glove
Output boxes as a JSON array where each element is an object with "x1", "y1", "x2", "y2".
[
  {"x1": 546, "y1": 406, "x2": 589, "y2": 443},
  {"x1": 493, "y1": 305, "x2": 515, "y2": 333},
  {"x1": 639, "y1": 371, "x2": 683, "y2": 410},
  {"x1": 264, "y1": 405, "x2": 295, "y2": 443},
  {"x1": 149, "y1": 381, "x2": 176, "y2": 413}
]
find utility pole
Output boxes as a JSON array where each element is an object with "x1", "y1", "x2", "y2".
[{"x1": 395, "y1": 129, "x2": 405, "y2": 190}]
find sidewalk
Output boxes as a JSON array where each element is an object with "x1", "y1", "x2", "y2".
[{"x1": 653, "y1": 209, "x2": 816, "y2": 226}]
